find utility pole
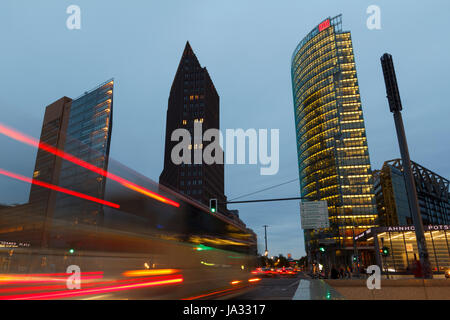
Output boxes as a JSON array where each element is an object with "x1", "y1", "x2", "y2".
[
  {"x1": 381, "y1": 53, "x2": 433, "y2": 279},
  {"x1": 263, "y1": 225, "x2": 269, "y2": 257}
]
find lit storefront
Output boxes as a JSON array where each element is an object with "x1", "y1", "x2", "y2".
[{"x1": 355, "y1": 225, "x2": 450, "y2": 273}]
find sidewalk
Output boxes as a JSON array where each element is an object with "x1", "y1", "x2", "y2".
[
  {"x1": 324, "y1": 278, "x2": 450, "y2": 300},
  {"x1": 292, "y1": 279, "x2": 344, "y2": 300}
]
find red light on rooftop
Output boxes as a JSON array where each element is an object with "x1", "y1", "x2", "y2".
[{"x1": 319, "y1": 19, "x2": 330, "y2": 32}]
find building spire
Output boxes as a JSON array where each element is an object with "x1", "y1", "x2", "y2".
[{"x1": 183, "y1": 41, "x2": 194, "y2": 57}]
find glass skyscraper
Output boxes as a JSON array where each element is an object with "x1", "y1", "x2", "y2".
[
  {"x1": 291, "y1": 15, "x2": 377, "y2": 264},
  {"x1": 55, "y1": 79, "x2": 114, "y2": 226},
  {"x1": 29, "y1": 79, "x2": 114, "y2": 248}
]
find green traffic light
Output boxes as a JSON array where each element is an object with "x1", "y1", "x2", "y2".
[
  {"x1": 69, "y1": 249, "x2": 75, "y2": 254},
  {"x1": 319, "y1": 247, "x2": 325, "y2": 252},
  {"x1": 211, "y1": 208, "x2": 216, "y2": 213}
]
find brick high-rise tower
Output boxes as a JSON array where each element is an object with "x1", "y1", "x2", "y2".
[{"x1": 160, "y1": 42, "x2": 227, "y2": 213}]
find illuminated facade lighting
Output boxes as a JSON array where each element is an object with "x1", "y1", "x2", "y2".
[{"x1": 291, "y1": 15, "x2": 377, "y2": 263}]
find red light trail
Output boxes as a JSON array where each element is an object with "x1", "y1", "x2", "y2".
[
  {"x1": 0, "y1": 275, "x2": 184, "y2": 300},
  {"x1": 0, "y1": 123, "x2": 180, "y2": 208},
  {"x1": 182, "y1": 287, "x2": 240, "y2": 300},
  {"x1": 0, "y1": 168, "x2": 120, "y2": 209}
]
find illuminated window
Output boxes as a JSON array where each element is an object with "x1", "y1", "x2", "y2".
[
  {"x1": 33, "y1": 171, "x2": 40, "y2": 178},
  {"x1": 182, "y1": 120, "x2": 187, "y2": 125}
]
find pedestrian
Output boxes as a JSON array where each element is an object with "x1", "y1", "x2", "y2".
[
  {"x1": 339, "y1": 265, "x2": 345, "y2": 279},
  {"x1": 346, "y1": 265, "x2": 352, "y2": 279},
  {"x1": 324, "y1": 265, "x2": 330, "y2": 279},
  {"x1": 330, "y1": 265, "x2": 339, "y2": 279}
]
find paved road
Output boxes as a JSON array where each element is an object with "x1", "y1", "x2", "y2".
[
  {"x1": 227, "y1": 273, "x2": 345, "y2": 300},
  {"x1": 230, "y1": 274, "x2": 306, "y2": 300}
]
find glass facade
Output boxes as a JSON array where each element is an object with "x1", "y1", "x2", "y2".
[
  {"x1": 291, "y1": 15, "x2": 377, "y2": 262},
  {"x1": 374, "y1": 159, "x2": 450, "y2": 227},
  {"x1": 53, "y1": 79, "x2": 114, "y2": 228},
  {"x1": 357, "y1": 225, "x2": 450, "y2": 274}
]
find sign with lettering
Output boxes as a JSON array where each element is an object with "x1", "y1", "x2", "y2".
[
  {"x1": 319, "y1": 19, "x2": 331, "y2": 32},
  {"x1": 300, "y1": 201, "x2": 329, "y2": 229}
]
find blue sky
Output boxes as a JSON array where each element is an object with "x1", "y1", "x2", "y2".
[{"x1": 1, "y1": 0, "x2": 449, "y2": 258}]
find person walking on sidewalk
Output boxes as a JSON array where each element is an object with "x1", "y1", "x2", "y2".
[{"x1": 330, "y1": 265, "x2": 339, "y2": 279}]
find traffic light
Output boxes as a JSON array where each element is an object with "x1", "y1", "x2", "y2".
[
  {"x1": 209, "y1": 198, "x2": 217, "y2": 213},
  {"x1": 352, "y1": 255, "x2": 358, "y2": 263},
  {"x1": 381, "y1": 246, "x2": 390, "y2": 257},
  {"x1": 69, "y1": 248, "x2": 75, "y2": 254},
  {"x1": 319, "y1": 246, "x2": 325, "y2": 253}
]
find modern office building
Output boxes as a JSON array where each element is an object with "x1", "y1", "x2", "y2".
[
  {"x1": 160, "y1": 42, "x2": 228, "y2": 214},
  {"x1": 291, "y1": 15, "x2": 378, "y2": 265},
  {"x1": 28, "y1": 79, "x2": 114, "y2": 247},
  {"x1": 355, "y1": 225, "x2": 450, "y2": 274},
  {"x1": 373, "y1": 159, "x2": 450, "y2": 227}
]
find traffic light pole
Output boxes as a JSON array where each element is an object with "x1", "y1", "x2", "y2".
[
  {"x1": 263, "y1": 225, "x2": 268, "y2": 256},
  {"x1": 381, "y1": 53, "x2": 433, "y2": 279}
]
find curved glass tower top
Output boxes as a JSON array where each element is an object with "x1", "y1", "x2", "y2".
[{"x1": 291, "y1": 15, "x2": 377, "y2": 264}]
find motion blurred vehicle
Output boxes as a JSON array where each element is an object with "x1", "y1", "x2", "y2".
[
  {"x1": 251, "y1": 267, "x2": 275, "y2": 278},
  {"x1": 277, "y1": 267, "x2": 297, "y2": 278},
  {"x1": 0, "y1": 156, "x2": 258, "y2": 300}
]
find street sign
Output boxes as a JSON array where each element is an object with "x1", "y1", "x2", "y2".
[
  {"x1": 318, "y1": 239, "x2": 335, "y2": 245},
  {"x1": 300, "y1": 201, "x2": 329, "y2": 229}
]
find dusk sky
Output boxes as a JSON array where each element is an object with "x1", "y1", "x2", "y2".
[{"x1": 1, "y1": 0, "x2": 449, "y2": 258}]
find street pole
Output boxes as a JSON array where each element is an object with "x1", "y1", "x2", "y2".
[
  {"x1": 380, "y1": 237, "x2": 389, "y2": 280},
  {"x1": 381, "y1": 53, "x2": 433, "y2": 279},
  {"x1": 263, "y1": 225, "x2": 268, "y2": 257}
]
